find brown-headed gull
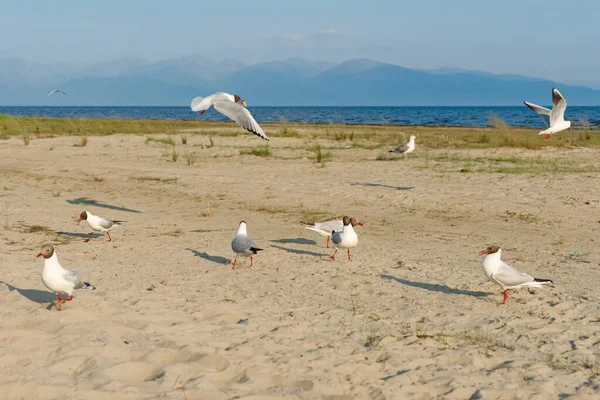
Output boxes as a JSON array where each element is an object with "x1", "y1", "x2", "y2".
[
  {"x1": 37, "y1": 244, "x2": 95, "y2": 311},
  {"x1": 231, "y1": 221, "x2": 263, "y2": 270},
  {"x1": 389, "y1": 135, "x2": 416, "y2": 158},
  {"x1": 479, "y1": 245, "x2": 552, "y2": 305},
  {"x1": 302, "y1": 218, "x2": 363, "y2": 248},
  {"x1": 190, "y1": 92, "x2": 270, "y2": 141},
  {"x1": 524, "y1": 87, "x2": 578, "y2": 140},
  {"x1": 330, "y1": 216, "x2": 360, "y2": 261},
  {"x1": 77, "y1": 210, "x2": 123, "y2": 242},
  {"x1": 47, "y1": 89, "x2": 67, "y2": 96}
]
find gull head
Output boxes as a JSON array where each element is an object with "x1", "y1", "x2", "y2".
[
  {"x1": 233, "y1": 94, "x2": 247, "y2": 108},
  {"x1": 479, "y1": 245, "x2": 500, "y2": 257},
  {"x1": 76, "y1": 211, "x2": 88, "y2": 224},
  {"x1": 410, "y1": 135, "x2": 417, "y2": 141},
  {"x1": 350, "y1": 218, "x2": 364, "y2": 227},
  {"x1": 37, "y1": 244, "x2": 55, "y2": 259},
  {"x1": 342, "y1": 216, "x2": 351, "y2": 226}
]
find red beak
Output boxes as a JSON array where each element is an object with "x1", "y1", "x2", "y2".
[
  {"x1": 357, "y1": 222, "x2": 364, "y2": 226},
  {"x1": 36, "y1": 253, "x2": 43, "y2": 258},
  {"x1": 478, "y1": 250, "x2": 489, "y2": 256}
]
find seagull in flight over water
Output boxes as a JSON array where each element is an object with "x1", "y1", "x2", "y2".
[
  {"x1": 190, "y1": 92, "x2": 269, "y2": 141},
  {"x1": 524, "y1": 87, "x2": 578, "y2": 140},
  {"x1": 47, "y1": 89, "x2": 67, "y2": 96}
]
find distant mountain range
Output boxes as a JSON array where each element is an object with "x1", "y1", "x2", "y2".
[{"x1": 1, "y1": 56, "x2": 600, "y2": 106}]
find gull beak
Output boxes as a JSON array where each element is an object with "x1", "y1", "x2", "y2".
[
  {"x1": 357, "y1": 222, "x2": 364, "y2": 227},
  {"x1": 241, "y1": 100, "x2": 247, "y2": 108},
  {"x1": 478, "y1": 249, "x2": 489, "y2": 256},
  {"x1": 36, "y1": 253, "x2": 43, "y2": 258}
]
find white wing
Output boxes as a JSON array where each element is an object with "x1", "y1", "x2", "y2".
[
  {"x1": 524, "y1": 101, "x2": 551, "y2": 127},
  {"x1": 47, "y1": 89, "x2": 67, "y2": 96},
  {"x1": 47, "y1": 89, "x2": 57, "y2": 96},
  {"x1": 550, "y1": 87, "x2": 567, "y2": 124},
  {"x1": 492, "y1": 262, "x2": 535, "y2": 287},
  {"x1": 213, "y1": 101, "x2": 270, "y2": 141},
  {"x1": 190, "y1": 92, "x2": 233, "y2": 114},
  {"x1": 314, "y1": 220, "x2": 343, "y2": 232}
]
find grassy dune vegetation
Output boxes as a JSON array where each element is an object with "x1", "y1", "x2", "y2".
[{"x1": 2, "y1": 114, "x2": 599, "y2": 174}]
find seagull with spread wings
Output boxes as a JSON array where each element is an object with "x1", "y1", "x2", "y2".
[
  {"x1": 47, "y1": 89, "x2": 67, "y2": 96},
  {"x1": 524, "y1": 87, "x2": 578, "y2": 140},
  {"x1": 190, "y1": 92, "x2": 269, "y2": 141}
]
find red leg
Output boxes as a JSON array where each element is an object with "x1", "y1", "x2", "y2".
[
  {"x1": 326, "y1": 237, "x2": 330, "y2": 248},
  {"x1": 347, "y1": 249, "x2": 352, "y2": 261},
  {"x1": 544, "y1": 134, "x2": 552, "y2": 140},
  {"x1": 106, "y1": 231, "x2": 112, "y2": 242},
  {"x1": 62, "y1": 295, "x2": 73, "y2": 302},
  {"x1": 329, "y1": 249, "x2": 338, "y2": 260},
  {"x1": 231, "y1": 257, "x2": 237, "y2": 270},
  {"x1": 56, "y1": 294, "x2": 63, "y2": 311},
  {"x1": 84, "y1": 232, "x2": 93, "y2": 243},
  {"x1": 250, "y1": 256, "x2": 253, "y2": 267},
  {"x1": 200, "y1": 110, "x2": 207, "y2": 115},
  {"x1": 501, "y1": 289, "x2": 508, "y2": 305}
]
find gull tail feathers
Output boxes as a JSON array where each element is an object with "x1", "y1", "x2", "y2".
[
  {"x1": 82, "y1": 282, "x2": 96, "y2": 290},
  {"x1": 533, "y1": 278, "x2": 553, "y2": 284},
  {"x1": 249, "y1": 247, "x2": 263, "y2": 254},
  {"x1": 190, "y1": 96, "x2": 205, "y2": 110}
]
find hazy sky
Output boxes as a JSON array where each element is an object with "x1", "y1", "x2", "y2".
[{"x1": 2, "y1": 0, "x2": 599, "y2": 85}]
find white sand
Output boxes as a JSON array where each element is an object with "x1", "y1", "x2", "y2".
[{"x1": 1, "y1": 134, "x2": 599, "y2": 399}]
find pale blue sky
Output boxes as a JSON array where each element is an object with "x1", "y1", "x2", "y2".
[{"x1": 1, "y1": 0, "x2": 599, "y2": 85}]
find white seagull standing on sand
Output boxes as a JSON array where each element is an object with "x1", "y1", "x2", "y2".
[
  {"x1": 37, "y1": 244, "x2": 95, "y2": 311},
  {"x1": 524, "y1": 87, "x2": 578, "y2": 140},
  {"x1": 329, "y1": 216, "x2": 360, "y2": 261},
  {"x1": 47, "y1": 89, "x2": 67, "y2": 96},
  {"x1": 77, "y1": 210, "x2": 123, "y2": 242},
  {"x1": 479, "y1": 245, "x2": 552, "y2": 305},
  {"x1": 389, "y1": 135, "x2": 416, "y2": 158},
  {"x1": 190, "y1": 92, "x2": 270, "y2": 140},
  {"x1": 231, "y1": 221, "x2": 263, "y2": 270},
  {"x1": 302, "y1": 218, "x2": 364, "y2": 248}
]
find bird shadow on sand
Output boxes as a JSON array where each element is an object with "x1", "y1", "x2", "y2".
[
  {"x1": 380, "y1": 275, "x2": 493, "y2": 298},
  {"x1": 1, "y1": 282, "x2": 57, "y2": 303},
  {"x1": 350, "y1": 182, "x2": 414, "y2": 191},
  {"x1": 270, "y1": 238, "x2": 317, "y2": 245},
  {"x1": 185, "y1": 248, "x2": 231, "y2": 265},
  {"x1": 66, "y1": 197, "x2": 142, "y2": 214},
  {"x1": 271, "y1": 245, "x2": 328, "y2": 257},
  {"x1": 56, "y1": 231, "x2": 103, "y2": 239}
]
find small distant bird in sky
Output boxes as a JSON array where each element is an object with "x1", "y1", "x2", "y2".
[
  {"x1": 524, "y1": 87, "x2": 578, "y2": 140},
  {"x1": 190, "y1": 92, "x2": 270, "y2": 140},
  {"x1": 47, "y1": 89, "x2": 67, "y2": 96}
]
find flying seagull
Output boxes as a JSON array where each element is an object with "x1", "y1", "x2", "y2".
[
  {"x1": 479, "y1": 245, "x2": 552, "y2": 305},
  {"x1": 389, "y1": 135, "x2": 417, "y2": 159},
  {"x1": 524, "y1": 87, "x2": 578, "y2": 140},
  {"x1": 190, "y1": 92, "x2": 270, "y2": 140},
  {"x1": 47, "y1": 89, "x2": 67, "y2": 96}
]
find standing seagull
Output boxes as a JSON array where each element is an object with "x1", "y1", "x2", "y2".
[
  {"x1": 190, "y1": 93, "x2": 270, "y2": 141},
  {"x1": 389, "y1": 135, "x2": 416, "y2": 159},
  {"x1": 330, "y1": 216, "x2": 360, "y2": 261},
  {"x1": 302, "y1": 218, "x2": 364, "y2": 248},
  {"x1": 37, "y1": 244, "x2": 95, "y2": 311},
  {"x1": 479, "y1": 245, "x2": 552, "y2": 305},
  {"x1": 77, "y1": 210, "x2": 123, "y2": 242},
  {"x1": 231, "y1": 221, "x2": 263, "y2": 270},
  {"x1": 524, "y1": 87, "x2": 578, "y2": 140},
  {"x1": 47, "y1": 89, "x2": 67, "y2": 96}
]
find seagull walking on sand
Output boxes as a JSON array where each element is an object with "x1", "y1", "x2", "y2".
[
  {"x1": 190, "y1": 92, "x2": 269, "y2": 141},
  {"x1": 77, "y1": 211, "x2": 123, "y2": 242},
  {"x1": 37, "y1": 244, "x2": 95, "y2": 311},
  {"x1": 47, "y1": 89, "x2": 67, "y2": 96},
  {"x1": 329, "y1": 216, "x2": 360, "y2": 261},
  {"x1": 231, "y1": 221, "x2": 263, "y2": 270},
  {"x1": 302, "y1": 218, "x2": 363, "y2": 248},
  {"x1": 479, "y1": 245, "x2": 552, "y2": 305},
  {"x1": 389, "y1": 135, "x2": 416, "y2": 159},
  {"x1": 524, "y1": 87, "x2": 578, "y2": 140}
]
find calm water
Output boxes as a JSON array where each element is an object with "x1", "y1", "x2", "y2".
[{"x1": 1, "y1": 106, "x2": 600, "y2": 127}]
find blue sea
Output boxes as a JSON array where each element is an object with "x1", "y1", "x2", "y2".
[{"x1": 1, "y1": 106, "x2": 600, "y2": 128}]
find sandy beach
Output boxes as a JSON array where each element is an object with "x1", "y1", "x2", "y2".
[{"x1": 1, "y1": 127, "x2": 600, "y2": 399}]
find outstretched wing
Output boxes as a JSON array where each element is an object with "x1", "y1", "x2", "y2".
[
  {"x1": 524, "y1": 101, "x2": 551, "y2": 127},
  {"x1": 213, "y1": 101, "x2": 270, "y2": 141},
  {"x1": 550, "y1": 87, "x2": 567, "y2": 124}
]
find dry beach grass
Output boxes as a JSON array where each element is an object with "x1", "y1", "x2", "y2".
[{"x1": 1, "y1": 117, "x2": 600, "y2": 398}]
